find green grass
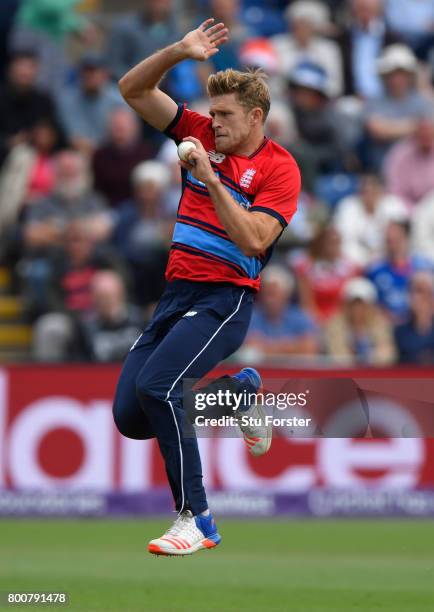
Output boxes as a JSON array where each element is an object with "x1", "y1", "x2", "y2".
[{"x1": 1, "y1": 519, "x2": 434, "y2": 611}]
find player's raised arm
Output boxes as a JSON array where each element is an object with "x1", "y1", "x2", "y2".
[{"x1": 118, "y1": 19, "x2": 228, "y2": 132}]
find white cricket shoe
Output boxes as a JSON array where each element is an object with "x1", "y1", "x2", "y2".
[
  {"x1": 148, "y1": 510, "x2": 221, "y2": 556},
  {"x1": 233, "y1": 367, "x2": 272, "y2": 457}
]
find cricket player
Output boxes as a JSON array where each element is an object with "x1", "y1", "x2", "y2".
[{"x1": 113, "y1": 17, "x2": 301, "y2": 556}]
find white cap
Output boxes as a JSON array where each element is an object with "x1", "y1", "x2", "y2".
[
  {"x1": 286, "y1": 1, "x2": 330, "y2": 28},
  {"x1": 343, "y1": 278, "x2": 378, "y2": 304},
  {"x1": 261, "y1": 265, "x2": 295, "y2": 294},
  {"x1": 131, "y1": 161, "x2": 170, "y2": 189},
  {"x1": 377, "y1": 44, "x2": 418, "y2": 75}
]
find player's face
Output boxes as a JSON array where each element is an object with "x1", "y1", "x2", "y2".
[{"x1": 209, "y1": 94, "x2": 255, "y2": 154}]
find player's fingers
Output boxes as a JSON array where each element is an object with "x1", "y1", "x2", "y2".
[
  {"x1": 209, "y1": 28, "x2": 228, "y2": 43},
  {"x1": 199, "y1": 18, "x2": 214, "y2": 31},
  {"x1": 206, "y1": 22, "x2": 225, "y2": 36},
  {"x1": 178, "y1": 160, "x2": 194, "y2": 170},
  {"x1": 183, "y1": 136, "x2": 201, "y2": 144},
  {"x1": 210, "y1": 37, "x2": 228, "y2": 50}
]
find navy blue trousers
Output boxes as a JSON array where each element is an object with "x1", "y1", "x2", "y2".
[{"x1": 112, "y1": 280, "x2": 254, "y2": 515}]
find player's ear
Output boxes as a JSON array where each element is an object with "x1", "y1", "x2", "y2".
[{"x1": 250, "y1": 107, "x2": 263, "y2": 126}]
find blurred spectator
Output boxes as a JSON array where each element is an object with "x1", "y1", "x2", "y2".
[
  {"x1": 264, "y1": 99, "x2": 297, "y2": 150},
  {"x1": 0, "y1": 120, "x2": 62, "y2": 243},
  {"x1": 271, "y1": 0, "x2": 343, "y2": 97},
  {"x1": 106, "y1": 0, "x2": 179, "y2": 82},
  {"x1": 384, "y1": 0, "x2": 434, "y2": 59},
  {"x1": 157, "y1": 140, "x2": 183, "y2": 216},
  {"x1": 56, "y1": 53, "x2": 124, "y2": 156},
  {"x1": 243, "y1": 265, "x2": 319, "y2": 359},
  {"x1": 238, "y1": 38, "x2": 284, "y2": 99},
  {"x1": 366, "y1": 219, "x2": 433, "y2": 321},
  {"x1": 337, "y1": 0, "x2": 401, "y2": 98},
  {"x1": 0, "y1": 50, "x2": 59, "y2": 164},
  {"x1": 325, "y1": 276, "x2": 396, "y2": 365},
  {"x1": 93, "y1": 108, "x2": 154, "y2": 208},
  {"x1": 32, "y1": 222, "x2": 125, "y2": 361},
  {"x1": 196, "y1": 0, "x2": 254, "y2": 97},
  {"x1": 291, "y1": 225, "x2": 358, "y2": 322},
  {"x1": 23, "y1": 150, "x2": 112, "y2": 252},
  {"x1": 333, "y1": 174, "x2": 407, "y2": 266},
  {"x1": 20, "y1": 149, "x2": 112, "y2": 316},
  {"x1": 395, "y1": 271, "x2": 434, "y2": 364},
  {"x1": 364, "y1": 44, "x2": 433, "y2": 170},
  {"x1": 10, "y1": 0, "x2": 90, "y2": 94},
  {"x1": 207, "y1": 0, "x2": 253, "y2": 71},
  {"x1": 287, "y1": 61, "x2": 343, "y2": 192},
  {"x1": 384, "y1": 115, "x2": 434, "y2": 207},
  {"x1": 112, "y1": 161, "x2": 173, "y2": 309},
  {"x1": 411, "y1": 188, "x2": 434, "y2": 262},
  {"x1": 77, "y1": 270, "x2": 143, "y2": 362}
]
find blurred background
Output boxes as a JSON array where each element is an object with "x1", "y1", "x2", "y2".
[
  {"x1": 0, "y1": 0, "x2": 434, "y2": 503},
  {"x1": 1, "y1": 3, "x2": 434, "y2": 610}
]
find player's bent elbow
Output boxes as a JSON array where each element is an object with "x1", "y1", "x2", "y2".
[
  {"x1": 241, "y1": 240, "x2": 264, "y2": 258},
  {"x1": 118, "y1": 76, "x2": 143, "y2": 101}
]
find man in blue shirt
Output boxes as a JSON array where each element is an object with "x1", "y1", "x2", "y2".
[
  {"x1": 395, "y1": 271, "x2": 434, "y2": 364},
  {"x1": 244, "y1": 264, "x2": 319, "y2": 358},
  {"x1": 366, "y1": 219, "x2": 433, "y2": 321}
]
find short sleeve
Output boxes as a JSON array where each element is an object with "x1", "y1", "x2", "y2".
[
  {"x1": 164, "y1": 103, "x2": 212, "y2": 144},
  {"x1": 249, "y1": 161, "x2": 301, "y2": 229}
]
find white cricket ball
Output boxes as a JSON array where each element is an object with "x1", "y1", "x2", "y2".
[{"x1": 177, "y1": 141, "x2": 197, "y2": 162}]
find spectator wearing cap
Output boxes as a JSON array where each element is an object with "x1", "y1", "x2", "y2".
[
  {"x1": 337, "y1": 0, "x2": 402, "y2": 98},
  {"x1": 364, "y1": 44, "x2": 434, "y2": 171},
  {"x1": 291, "y1": 224, "x2": 358, "y2": 323},
  {"x1": 366, "y1": 219, "x2": 433, "y2": 321},
  {"x1": 92, "y1": 108, "x2": 155, "y2": 208},
  {"x1": 271, "y1": 0, "x2": 343, "y2": 97},
  {"x1": 287, "y1": 61, "x2": 344, "y2": 191},
  {"x1": 112, "y1": 161, "x2": 173, "y2": 308},
  {"x1": 242, "y1": 265, "x2": 319, "y2": 360},
  {"x1": 333, "y1": 174, "x2": 407, "y2": 267},
  {"x1": 325, "y1": 277, "x2": 396, "y2": 365},
  {"x1": 56, "y1": 53, "x2": 125, "y2": 156},
  {"x1": 384, "y1": 115, "x2": 434, "y2": 208},
  {"x1": 395, "y1": 271, "x2": 434, "y2": 364},
  {"x1": 0, "y1": 50, "x2": 59, "y2": 164}
]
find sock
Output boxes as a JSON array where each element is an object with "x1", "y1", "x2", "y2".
[{"x1": 200, "y1": 508, "x2": 210, "y2": 516}]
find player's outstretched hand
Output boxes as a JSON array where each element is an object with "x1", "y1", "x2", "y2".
[
  {"x1": 178, "y1": 136, "x2": 217, "y2": 185},
  {"x1": 180, "y1": 18, "x2": 229, "y2": 61}
]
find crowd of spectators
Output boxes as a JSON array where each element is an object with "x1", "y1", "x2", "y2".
[{"x1": 1, "y1": 0, "x2": 434, "y2": 366}]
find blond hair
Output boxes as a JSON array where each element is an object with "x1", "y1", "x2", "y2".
[{"x1": 207, "y1": 68, "x2": 270, "y2": 122}]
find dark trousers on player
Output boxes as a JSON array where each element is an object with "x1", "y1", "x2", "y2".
[{"x1": 112, "y1": 280, "x2": 254, "y2": 515}]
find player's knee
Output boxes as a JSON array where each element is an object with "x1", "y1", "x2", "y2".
[
  {"x1": 136, "y1": 372, "x2": 166, "y2": 403},
  {"x1": 112, "y1": 403, "x2": 138, "y2": 439}
]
